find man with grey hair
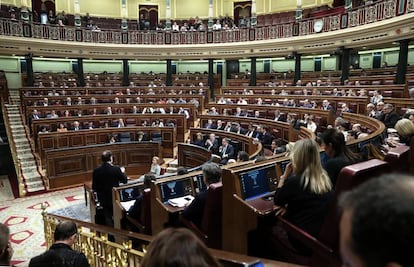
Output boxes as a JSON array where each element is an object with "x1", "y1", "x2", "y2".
[
  {"x1": 380, "y1": 103, "x2": 400, "y2": 128},
  {"x1": 0, "y1": 223, "x2": 13, "y2": 266},
  {"x1": 339, "y1": 174, "x2": 414, "y2": 267},
  {"x1": 182, "y1": 162, "x2": 222, "y2": 229}
]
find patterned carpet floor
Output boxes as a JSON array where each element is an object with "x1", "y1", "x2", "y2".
[{"x1": 0, "y1": 186, "x2": 90, "y2": 267}]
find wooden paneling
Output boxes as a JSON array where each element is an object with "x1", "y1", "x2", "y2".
[{"x1": 47, "y1": 142, "x2": 162, "y2": 189}]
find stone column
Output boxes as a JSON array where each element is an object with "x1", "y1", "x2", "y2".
[
  {"x1": 166, "y1": 59, "x2": 172, "y2": 86},
  {"x1": 249, "y1": 57, "x2": 257, "y2": 86},
  {"x1": 208, "y1": 0, "x2": 214, "y2": 31},
  {"x1": 74, "y1": 0, "x2": 81, "y2": 27},
  {"x1": 251, "y1": 0, "x2": 257, "y2": 27},
  {"x1": 296, "y1": 0, "x2": 302, "y2": 21},
  {"x1": 396, "y1": 39, "x2": 409, "y2": 85},
  {"x1": 340, "y1": 47, "x2": 351, "y2": 85},
  {"x1": 294, "y1": 53, "x2": 301, "y2": 85},
  {"x1": 208, "y1": 59, "x2": 214, "y2": 100},
  {"x1": 77, "y1": 58, "x2": 84, "y2": 87},
  {"x1": 121, "y1": 0, "x2": 128, "y2": 31},
  {"x1": 122, "y1": 59, "x2": 129, "y2": 86},
  {"x1": 166, "y1": 0, "x2": 171, "y2": 31},
  {"x1": 25, "y1": 53, "x2": 34, "y2": 86}
]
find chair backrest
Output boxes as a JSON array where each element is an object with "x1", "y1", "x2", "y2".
[
  {"x1": 384, "y1": 145, "x2": 410, "y2": 173},
  {"x1": 140, "y1": 188, "x2": 152, "y2": 235},
  {"x1": 312, "y1": 159, "x2": 390, "y2": 266},
  {"x1": 200, "y1": 181, "x2": 223, "y2": 249}
]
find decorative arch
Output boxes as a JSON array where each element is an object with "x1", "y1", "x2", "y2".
[
  {"x1": 138, "y1": 5, "x2": 158, "y2": 30},
  {"x1": 233, "y1": 1, "x2": 251, "y2": 27},
  {"x1": 32, "y1": 0, "x2": 55, "y2": 17}
]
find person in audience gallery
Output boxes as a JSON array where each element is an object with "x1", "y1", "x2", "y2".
[
  {"x1": 339, "y1": 174, "x2": 414, "y2": 267},
  {"x1": 320, "y1": 128, "x2": 361, "y2": 186},
  {"x1": 29, "y1": 221, "x2": 90, "y2": 267},
  {"x1": 92, "y1": 150, "x2": 127, "y2": 227},
  {"x1": 0, "y1": 223, "x2": 13, "y2": 266},
  {"x1": 140, "y1": 228, "x2": 222, "y2": 267},
  {"x1": 181, "y1": 162, "x2": 222, "y2": 229},
  {"x1": 273, "y1": 139, "x2": 332, "y2": 254}
]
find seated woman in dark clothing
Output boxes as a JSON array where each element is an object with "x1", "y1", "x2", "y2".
[
  {"x1": 274, "y1": 139, "x2": 332, "y2": 239},
  {"x1": 320, "y1": 128, "x2": 361, "y2": 187},
  {"x1": 192, "y1": 132, "x2": 205, "y2": 147},
  {"x1": 128, "y1": 173, "x2": 156, "y2": 221}
]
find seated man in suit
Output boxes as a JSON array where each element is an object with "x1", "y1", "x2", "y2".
[
  {"x1": 204, "y1": 133, "x2": 219, "y2": 154},
  {"x1": 181, "y1": 162, "x2": 222, "y2": 229},
  {"x1": 380, "y1": 103, "x2": 400, "y2": 128},
  {"x1": 218, "y1": 137, "x2": 234, "y2": 165}
]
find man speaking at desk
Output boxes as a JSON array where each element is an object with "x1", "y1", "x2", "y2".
[{"x1": 92, "y1": 150, "x2": 127, "y2": 227}]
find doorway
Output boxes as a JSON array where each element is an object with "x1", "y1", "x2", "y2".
[
  {"x1": 233, "y1": 1, "x2": 251, "y2": 28},
  {"x1": 138, "y1": 4, "x2": 158, "y2": 30},
  {"x1": 32, "y1": 0, "x2": 55, "y2": 23}
]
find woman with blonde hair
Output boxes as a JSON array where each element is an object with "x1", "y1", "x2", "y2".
[
  {"x1": 274, "y1": 139, "x2": 332, "y2": 238},
  {"x1": 140, "y1": 228, "x2": 221, "y2": 267},
  {"x1": 394, "y1": 118, "x2": 414, "y2": 145},
  {"x1": 150, "y1": 156, "x2": 161, "y2": 176}
]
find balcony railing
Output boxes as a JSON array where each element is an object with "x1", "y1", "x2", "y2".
[{"x1": 0, "y1": 0, "x2": 412, "y2": 45}]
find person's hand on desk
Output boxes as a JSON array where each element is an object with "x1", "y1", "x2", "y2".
[{"x1": 274, "y1": 205, "x2": 287, "y2": 217}]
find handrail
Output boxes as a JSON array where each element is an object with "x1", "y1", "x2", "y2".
[
  {"x1": 42, "y1": 208, "x2": 150, "y2": 267},
  {"x1": 0, "y1": 0, "x2": 409, "y2": 45}
]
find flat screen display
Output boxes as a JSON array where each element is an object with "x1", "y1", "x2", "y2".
[
  {"x1": 119, "y1": 186, "x2": 140, "y2": 202},
  {"x1": 160, "y1": 181, "x2": 184, "y2": 203},
  {"x1": 239, "y1": 165, "x2": 276, "y2": 200}
]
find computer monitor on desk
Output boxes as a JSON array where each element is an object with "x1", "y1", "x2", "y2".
[
  {"x1": 238, "y1": 164, "x2": 277, "y2": 201},
  {"x1": 119, "y1": 186, "x2": 141, "y2": 202},
  {"x1": 160, "y1": 179, "x2": 193, "y2": 204}
]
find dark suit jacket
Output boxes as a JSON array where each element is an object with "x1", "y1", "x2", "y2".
[
  {"x1": 92, "y1": 162, "x2": 127, "y2": 214},
  {"x1": 205, "y1": 139, "x2": 219, "y2": 154},
  {"x1": 259, "y1": 132, "x2": 272, "y2": 147},
  {"x1": 219, "y1": 144, "x2": 234, "y2": 164},
  {"x1": 381, "y1": 111, "x2": 400, "y2": 128},
  {"x1": 182, "y1": 190, "x2": 208, "y2": 229}
]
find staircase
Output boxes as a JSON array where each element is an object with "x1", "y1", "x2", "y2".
[{"x1": 4, "y1": 102, "x2": 46, "y2": 194}]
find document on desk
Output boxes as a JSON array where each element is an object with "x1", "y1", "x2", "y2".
[
  {"x1": 168, "y1": 195, "x2": 195, "y2": 207},
  {"x1": 120, "y1": 200, "x2": 136, "y2": 211}
]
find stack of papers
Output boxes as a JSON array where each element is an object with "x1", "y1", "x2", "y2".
[
  {"x1": 168, "y1": 195, "x2": 195, "y2": 207},
  {"x1": 120, "y1": 200, "x2": 136, "y2": 211}
]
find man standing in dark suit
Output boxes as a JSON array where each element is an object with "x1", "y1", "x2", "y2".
[
  {"x1": 92, "y1": 150, "x2": 127, "y2": 227},
  {"x1": 218, "y1": 138, "x2": 234, "y2": 165},
  {"x1": 181, "y1": 162, "x2": 222, "y2": 229}
]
